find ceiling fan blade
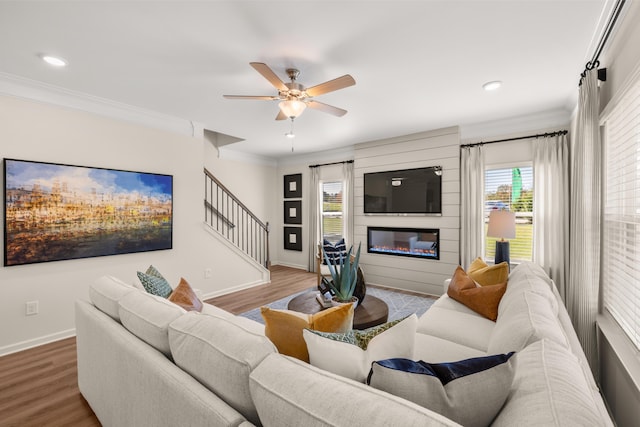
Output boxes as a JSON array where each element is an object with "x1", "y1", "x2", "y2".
[
  {"x1": 223, "y1": 95, "x2": 280, "y2": 100},
  {"x1": 250, "y1": 62, "x2": 288, "y2": 91},
  {"x1": 307, "y1": 100, "x2": 348, "y2": 117},
  {"x1": 275, "y1": 110, "x2": 288, "y2": 121},
  {"x1": 305, "y1": 75, "x2": 355, "y2": 97}
]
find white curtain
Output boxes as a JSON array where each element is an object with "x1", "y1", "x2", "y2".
[
  {"x1": 460, "y1": 145, "x2": 485, "y2": 269},
  {"x1": 308, "y1": 167, "x2": 320, "y2": 272},
  {"x1": 568, "y1": 68, "x2": 601, "y2": 375},
  {"x1": 533, "y1": 133, "x2": 569, "y2": 300},
  {"x1": 342, "y1": 162, "x2": 355, "y2": 247}
]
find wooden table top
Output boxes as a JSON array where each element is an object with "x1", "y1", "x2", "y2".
[{"x1": 287, "y1": 292, "x2": 389, "y2": 330}]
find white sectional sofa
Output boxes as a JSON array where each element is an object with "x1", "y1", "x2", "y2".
[{"x1": 75, "y1": 262, "x2": 613, "y2": 426}]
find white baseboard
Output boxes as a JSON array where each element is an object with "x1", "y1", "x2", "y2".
[
  {"x1": 199, "y1": 278, "x2": 269, "y2": 301},
  {"x1": 273, "y1": 261, "x2": 308, "y2": 270},
  {"x1": 0, "y1": 328, "x2": 76, "y2": 357}
]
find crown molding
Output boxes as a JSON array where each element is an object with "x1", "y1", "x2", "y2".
[
  {"x1": 0, "y1": 72, "x2": 203, "y2": 138},
  {"x1": 217, "y1": 146, "x2": 278, "y2": 167},
  {"x1": 460, "y1": 108, "x2": 571, "y2": 143}
]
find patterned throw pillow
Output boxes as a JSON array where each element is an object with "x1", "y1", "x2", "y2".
[
  {"x1": 302, "y1": 315, "x2": 417, "y2": 382},
  {"x1": 322, "y1": 238, "x2": 347, "y2": 265},
  {"x1": 137, "y1": 265, "x2": 173, "y2": 298},
  {"x1": 367, "y1": 352, "x2": 516, "y2": 427}
]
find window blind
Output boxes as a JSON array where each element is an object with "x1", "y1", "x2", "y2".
[
  {"x1": 321, "y1": 181, "x2": 344, "y2": 243},
  {"x1": 602, "y1": 75, "x2": 640, "y2": 351},
  {"x1": 484, "y1": 167, "x2": 533, "y2": 262}
]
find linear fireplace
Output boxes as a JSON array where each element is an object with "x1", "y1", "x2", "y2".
[{"x1": 367, "y1": 226, "x2": 439, "y2": 260}]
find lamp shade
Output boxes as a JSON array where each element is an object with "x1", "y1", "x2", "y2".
[
  {"x1": 487, "y1": 210, "x2": 516, "y2": 240},
  {"x1": 279, "y1": 100, "x2": 307, "y2": 118}
]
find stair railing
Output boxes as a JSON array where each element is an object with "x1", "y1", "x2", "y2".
[{"x1": 204, "y1": 168, "x2": 270, "y2": 268}]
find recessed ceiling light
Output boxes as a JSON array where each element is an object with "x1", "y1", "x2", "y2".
[
  {"x1": 483, "y1": 81, "x2": 502, "y2": 91},
  {"x1": 285, "y1": 132, "x2": 295, "y2": 139},
  {"x1": 40, "y1": 55, "x2": 67, "y2": 67}
]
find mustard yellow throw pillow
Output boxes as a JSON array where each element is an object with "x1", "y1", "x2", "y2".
[
  {"x1": 261, "y1": 303, "x2": 354, "y2": 362},
  {"x1": 447, "y1": 266, "x2": 506, "y2": 321},
  {"x1": 467, "y1": 257, "x2": 509, "y2": 287}
]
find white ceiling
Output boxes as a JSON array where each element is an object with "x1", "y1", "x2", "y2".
[{"x1": 0, "y1": 1, "x2": 610, "y2": 160}]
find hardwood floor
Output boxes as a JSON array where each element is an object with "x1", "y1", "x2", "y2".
[{"x1": 0, "y1": 265, "x2": 316, "y2": 427}]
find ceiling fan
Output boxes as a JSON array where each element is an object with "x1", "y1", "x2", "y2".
[{"x1": 223, "y1": 62, "x2": 356, "y2": 121}]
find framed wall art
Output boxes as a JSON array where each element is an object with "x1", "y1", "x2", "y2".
[
  {"x1": 284, "y1": 200, "x2": 302, "y2": 225},
  {"x1": 284, "y1": 173, "x2": 302, "y2": 198},
  {"x1": 284, "y1": 226, "x2": 302, "y2": 251},
  {"x1": 3, "y1": 158, "x2": 173, "y2": 266}
]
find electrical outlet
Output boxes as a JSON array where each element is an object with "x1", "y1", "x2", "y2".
[
  {"x1": 26, "y1": 300, "x2": 39, "y2": 316},
  {"x1": 204, "y1": 268, "x2": 212, "y2": 279}
]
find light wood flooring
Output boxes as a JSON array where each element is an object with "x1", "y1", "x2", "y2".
[{"x1": 0, "y1": 265, "x2": 316, "y2": 427}]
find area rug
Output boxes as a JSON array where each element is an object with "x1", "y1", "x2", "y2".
[{"x1": 239, "y1": 286, "x2": 436, "y2": 325}]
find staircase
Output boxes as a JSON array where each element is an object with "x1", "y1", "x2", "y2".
[{"x1": 203, "y1": 168, "x2": 270, "y2": 268}]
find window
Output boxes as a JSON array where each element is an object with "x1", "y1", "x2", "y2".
[
  {"x1": 321, "y1": 181, "x2": 343, "y2": 244},
  {"x1": 484, "y1": 166, "x2": 534, "y2": 262},
  {"x1": 602, "y1": 73, "x2": 640, "y2": 351}
]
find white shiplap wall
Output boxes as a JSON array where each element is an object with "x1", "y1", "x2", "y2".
[{"x1": 353, "y1": 126, "x2": 460, "y2": 296}]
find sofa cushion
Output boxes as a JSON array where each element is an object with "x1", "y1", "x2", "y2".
[
  {"x1": 414, "y1": 333, "x2": 485, "y2": 363},
  {"x1": 488, "y1": 290, "x2": 568, "y2": 354},
  {"x1": 303, "y1": 315, "x2": 417, "y2": 382},
  {"x1": 467, "y1": 257, "x2": 509, "y2": 287},
  {"x1": 367, "y1": 352, "x2": 515, "y2": 427},
  {"x1": 417, "y1": 306, "x2": 495, "y2": 352},
  {"x1": 447, "y1": 266, "x2": 506, "y2": 321},
  {"x1": 118, "y1": 290, "x2": 185, "y2": 357},
  {"x1": 168, "y1": 312, "x2": 276, "y2": 425},
  {"x1": 89, "y1": 275, "x2": 136, "y2": 322},
  {"x1": 500, "y1": 262, "x2": 558, "y2": 316},
  {"x1": 137, "y1": 265, "x2": 173, "y2": 298},
  {"x1": 168, "y1": 278, "x2": 203, "y2": 312},
  {"x1": 249, "y1": 353, "x2": 460, "y2": 427},
  {"x1": 261, "y1": 303, "x2": 354, "y2": 362},
  {"x1": 492, "y1": 339, "x2": 602, "y2": 426}
]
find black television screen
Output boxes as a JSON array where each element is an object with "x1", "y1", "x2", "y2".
[{"x1": 364, "y1": 166, "x2": 442, "y2": 214}]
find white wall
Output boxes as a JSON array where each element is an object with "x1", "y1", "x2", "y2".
[
  {"x1": 203, "y1": 133, "x2": 278, "y2": 264},
  {"x1": 354, "y1": 127, "x2": 461, "y2": 296},
  {"x1": 0, "y1": 95, "x2": 270, "y2": 355}
]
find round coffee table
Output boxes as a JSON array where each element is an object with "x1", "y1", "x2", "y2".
[{"x1": 287, "y1": 292, "x2": 389, "y2": 330}]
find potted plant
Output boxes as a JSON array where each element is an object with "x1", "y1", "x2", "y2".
[{"x1": 322, "y1": 242, "x2": 362, "y2": 307}]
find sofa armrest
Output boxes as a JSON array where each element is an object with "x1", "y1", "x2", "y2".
[{"x1": 444, "y1": 278, "x2": 451, "y2": 293}]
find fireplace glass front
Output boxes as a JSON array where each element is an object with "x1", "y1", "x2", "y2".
[{"x1": 367, "y1": 226, "x2": 439, "y2": 260}]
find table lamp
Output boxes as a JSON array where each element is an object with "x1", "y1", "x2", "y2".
[{"x1": 487, "y1": 210, "x2": 516, "y2": 267}]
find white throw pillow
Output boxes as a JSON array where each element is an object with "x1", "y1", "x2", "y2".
[
  {"x1": 367, "y1": 352, "x2": 516, "y2": 427},
  {"x1": 303, "y1": 314, "x2": 417, "y2": 382}
]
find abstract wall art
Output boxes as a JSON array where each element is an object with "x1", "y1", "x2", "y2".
[{"x1": 4, "y1": 158, "x2": 173, "y2": 266}]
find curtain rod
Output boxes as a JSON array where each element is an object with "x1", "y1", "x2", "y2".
[
  {"x1": 579, "y1": 0, "x2": 626, "y2": 86},
  {"x1": 309, "y1": 159, "x2": 354, "y2": 169},
  {"x1": 460, "y1": 130, "x2": 568, "y2": 149}
]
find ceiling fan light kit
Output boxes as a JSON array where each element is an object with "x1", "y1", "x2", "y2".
[
  {"x1": 224, "y1": 62, "x2": 355, "y2": 136},
  {"x1": 279, "y1": 99, "x2": 307, "y2": 118}
]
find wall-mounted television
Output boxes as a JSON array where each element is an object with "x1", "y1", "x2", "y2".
[{"x1": 364, "y1": 166, "x2": 442, "y2": 215}]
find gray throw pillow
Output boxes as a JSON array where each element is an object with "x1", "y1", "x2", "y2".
[{"x1": 367, "y1": 352, "x2": 515, "y2": 427}]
